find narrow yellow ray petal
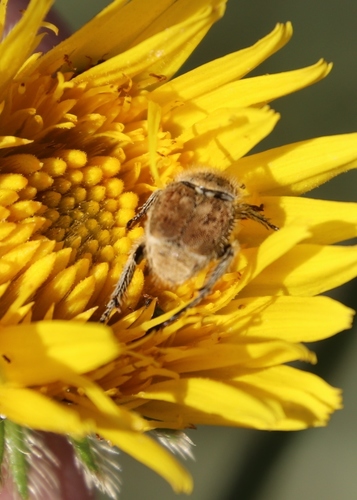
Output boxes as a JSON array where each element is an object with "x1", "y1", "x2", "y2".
[
  {"x1": 162, "y1": 341, "x2": 314, "y2": 373},
  {"x1": 232, "y1": 133, "x2": 357, "y2": 195},
  {"x1": 73, "y1": 1, "x2": 225, "y2": 87},
  {"x1": 37, "y1": 0, "x2": 223, "y2": 78},
  {"x1": 132, "y1": 0, "x2": 227, "y2": 83},
  {"x1": 139, "y1": 378, "x2": 285, "y2": 428},
  {"x1": 218, "y1": 296, "x2": 354, "y2": 342},
  {"x1": 0, "y1": 387, "x2": 94, "y2": 435},
  {"x1": 62, "y1": 373, "x2": 144, "y2": 431},
  {"x1": 99, "y1": 426, "x2": 193, "y2": 494},
  {"x1": 77, "y1": 400, "x2": 193, "y2": 492},
  {"x1": 242, "y1": 244, "x2": 357, "y2": 297},
  {"x1": 152, "y1": 23, "x2": 293, "y2": 104},
  {"x1": 237, "y1": 195, "x2": 357, "y2": 247},
  {"x1": 133, "y1": 0, "x2": 225, "y2": 45},
  {"x1": 0, "y1": 321, "x2": 120, "y2": 385},
  {"x1": 35, "y1": 0, "x2": 129, "y2": 74},
  {"x1": 236, "y1": 226, "x2": 311, "y2": 292},
  {"x1": 147, "y1": 367, "x2": 340, "y2": 429},
  {"x1": 147, "y1": 100, "x2": 161, "y2": 186},
  {"x1": 236, "y1": 366, "x2": 342, "y2": 429},
  {"x1": 0, "y1": 0, "x2": 53, "y2": 99},
  {"x1": 262, "y1": 195, "x2": 357, "y2": 245},
  {"x1": 196, "y1": 59, "x2": 331, "y2": 110},
  {"x1": 180, "y1": 107, "x2": 280, "y2": 167},
  {"x1": 168, "y1": 60, "x2": 330, "y2": 133},
  {"x1": 137, "y1": 399, "x2": 251, "y2": 427}
]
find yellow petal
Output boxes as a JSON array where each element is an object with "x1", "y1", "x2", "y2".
[
  {"x1": 197, "y1": 59, "x2": 331, "y2": 109},
  {"x1": 0, "y1": 321, "x2": 120, "y2": 385},
  {"x1": 147, "y1": 99, "x2": 162, "y2": 185},
  {"x1": 161, "y1": 340, "x2": 315, "y2": 373},
  {"x1": 0, "y1": 384, "x2": 189, "y2": 493},
  {"x1": 138, "y1": 399, "x2": 237, "y2": 427},
  {"x1": 0, "y1": 386, "x2": 94, "y2": 435},
  {"x1": 74, "y1": 8, "x2": 222, "y2": 87},
  {"x1": 242, "y1": 244, "x2": 357, "y2": 297},
  {"x1": 140, "y1": 364, "x2": 341, "y2": 430},
  {"x1": 179, "y1": 107, "x2": 280, "y2": 167},
  {"x1": 250, "y1": 196, "x2": 357, "y2": 246},
  {"x1": 236, "y1": 225, "x2": 311, "y2": 292},
  {"x1": 138, "y1": 378, "x2": 285, "y2": 428},
  {"x1": 99, "y1": 426, "x2": 193, "y2": 494},
  {"x1": 233, "y1": 133, "x2": 357, "y2": 195},
  {"x1": 131, "y1": 0, "x2": 227, "y2": 82},
  {"x1": 0, "y1": 0, "x2": 52, "y2": 99},
  {"x1": 38, "y1": 0, "x2": 225, "y2": 80},
  {"x1": 168, "y1": 60, "x2": 330, "y2": 135},
  {"x1": 35, "y1": 0, "x2": 128, "y2": 74},
  {"x1": 42, "y1": 0, "x2": 226, "y2": 89},
  {"x1": 152, "y1": 22, "x2": 293, "y2": 104},
  {"x1": 132, "y1": 0, "x2": 225, "y2": 47},
  {"x1": 62, "y1": 372, "x2": 145, "y2": 431},
  {"x1": 218, "y1": 296, "x2": 354, "y2": 342},
  {"x1": 235, "y1": 366, "x2": 342, "y2": 429}
]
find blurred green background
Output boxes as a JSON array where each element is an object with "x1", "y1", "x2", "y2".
[{"x1": 53, "y1": 1, "x2": 357, "y2": 499}]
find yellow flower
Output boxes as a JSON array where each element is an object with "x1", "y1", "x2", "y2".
[{"x1": 1, "y1": 0, "x2": 357, "y2": 495}]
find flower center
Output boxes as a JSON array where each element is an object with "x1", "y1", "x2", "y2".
[
  {"x1": 0, "y1": 71, "x2": 181, "y2": 321},
  {"x1": 2, "y1": 72, "x2": 159, "y2": 253}
]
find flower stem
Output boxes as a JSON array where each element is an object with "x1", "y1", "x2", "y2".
[{"x1": 5, "y1": 420, "x2": 29, "y2": 500}]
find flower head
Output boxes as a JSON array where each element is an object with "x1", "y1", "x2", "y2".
[{"x1": 1, "y1": 0, "x2": 357, "y2": 496}]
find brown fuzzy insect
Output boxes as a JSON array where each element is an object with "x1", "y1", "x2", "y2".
[{"x1": 100, "y1": 167, "x2": 278, "y2": 327}]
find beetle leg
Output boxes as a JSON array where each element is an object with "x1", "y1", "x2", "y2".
[
  {"x1": 236, "y1": 203, "x2": 279, "y2": 231},
  {"x1": 126, "y1": 190, "x2": 161, "y2": 229},
  {"x1": 99, "y1": 242, "x2": 145, "y2": 324}
]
